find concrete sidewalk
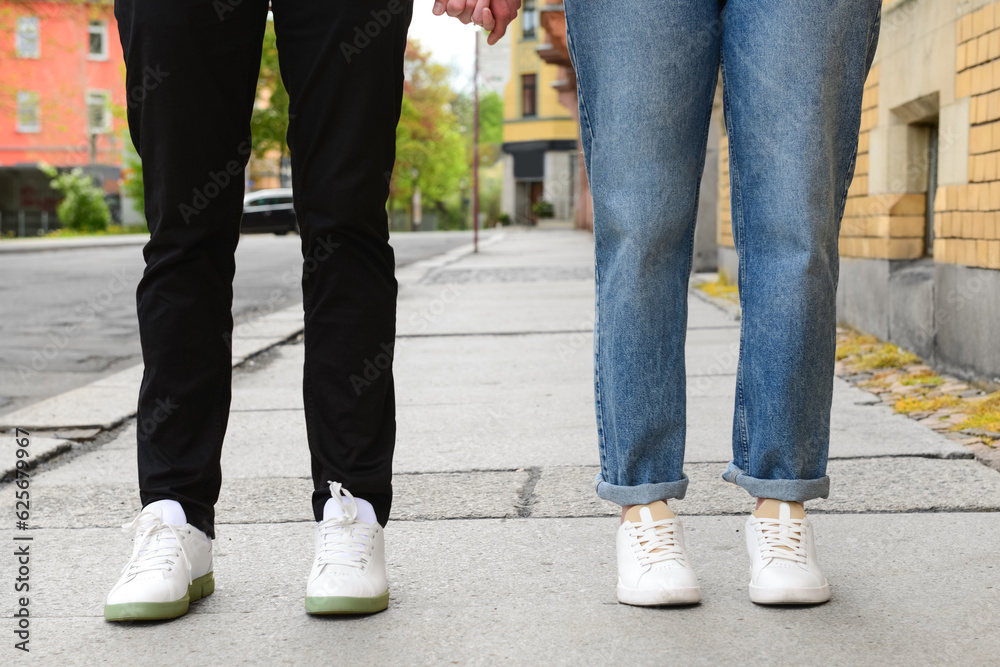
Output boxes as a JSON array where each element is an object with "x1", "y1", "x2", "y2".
[{"x1": 5, "y1": 228, "x2": 1000, "y2": 664}]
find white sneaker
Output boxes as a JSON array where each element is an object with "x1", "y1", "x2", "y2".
[
  {"x1": 745, "y1": 499, "x2": 831, "y2": 605},
  {"x1": 616, "y1": 501, "x2": 702, "y2": 606},
  {"x1": 104, "y1": 502, "x2": 214, "y2": 621},
  {"x1": 304, "y1": 481, "x2": 389, "y2": 614}
]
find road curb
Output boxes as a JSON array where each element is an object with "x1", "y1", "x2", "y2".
[
  {"x1": 0, "y1": 303, "x2": 306, "y2": 435},
  {"x1": 0, "y1": 234, "x2": 150, "y2": 254}
]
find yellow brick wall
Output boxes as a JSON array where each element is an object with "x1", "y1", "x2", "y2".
[
  {"x1": 937, "y1": 2, "x2": 1000, "y2": 270},
  {"x1": 717, "y1": 3, "x2": 1000, "y2": 270},
  {"x1": 717, "y1": 67, "x2": 893, "y2": 256},
  {"x1": 835, "y1": 66, "x2": 918, "y2": 259}
]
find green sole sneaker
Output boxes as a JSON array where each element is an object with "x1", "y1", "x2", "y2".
[
  {"x1": 305, "y1": 589, "x2": 389, "y2": 615},
  {"x1": 104, "y1": 571, "x2": 215, "y2": 622}
]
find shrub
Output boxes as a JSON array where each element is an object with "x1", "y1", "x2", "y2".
[
  {"x1": 39, "y1": 163, "x2": 110, "y2": 233},
  {"x1": 532, "y1": 200, "x2": 554, "y2": 218}
]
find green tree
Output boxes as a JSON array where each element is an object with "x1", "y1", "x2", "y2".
[
  {"x1": 451, "y1": 89, "x2": 505, "y2": 225},
  {"x1": 390, "y1": 40, "x2": 467, "y2": 228},
  {"x1": 122, "y1": 133, "x2": 144, "y2": 217},
  {"x1": 250, "y1": 19, "x2": 289, "y2": 159},
  {"x1": 452, "y1": 89, "x2": 503, "y2": 146},
  {"x1": 39, "y1": 163, "x2": 111, "y2": 233}
]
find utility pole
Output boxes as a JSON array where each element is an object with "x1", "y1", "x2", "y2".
[{"x1": 473, "y1": 30, "x2": 480, "y2": 253}]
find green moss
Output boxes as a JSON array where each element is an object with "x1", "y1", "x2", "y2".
[
  {"x1": 901, "y1": 373, "x2": 944, "y2": 387},
  {"x1": 853, "y1": 344, "x2": 920, "y2": 371},
  {"x1": 955, "y1": 391, "x2": 1000, "y2": 434},
  {"x1": 895, "y1": 394, "x2": 961, "y2": 414},
  {"x1": 835, "y1": 332, "x2": 879, "y2": 361},
  {"x1": 696, "y1": 274, "x2": 739, "y2": 302}
]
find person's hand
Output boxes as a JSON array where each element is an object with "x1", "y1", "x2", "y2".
[
  {"x1": 474, "y1": 0, "x2": 521, "y2": 46},
  {"x1": 432, "y1": 0, "x2": 478, "y2": 24},
  {"x1": 432, "y1": 0, "x2": 521, "y2": 46}
]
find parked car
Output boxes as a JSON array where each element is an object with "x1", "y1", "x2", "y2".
[{"x1": 241, "y1": 188, "x2": 298, "y2": 235}]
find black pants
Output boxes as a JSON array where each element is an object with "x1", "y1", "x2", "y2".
[{"x1": 116, "y1": 0, "x2": 411, "y2": 538}]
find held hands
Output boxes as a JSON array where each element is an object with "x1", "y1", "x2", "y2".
[{"x1": 432, "y1": 0, "x2": 522, "y2": 46}]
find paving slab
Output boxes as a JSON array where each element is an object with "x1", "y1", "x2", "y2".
[
  {"x1": 28, "y1": 455, "x2": 1000, "y2": 530},
  {"x1": 397, "y1": 281, "x2": 595, "y2": 336},
  {"x1": 408, "y1": 229, "x2": 591, "y2": 271},
  {"x1": 11, "y1": 515, "x2": 1000, "y2": 665},
  {"x1": 27, "y1": 470, "x2": 528, "y2": 529},
  {"x1": 0, "y1": 432, "x2": 73, "y2": 479},
  {"x1": 393, "y1": 232, "x2": 505, "y2": 287},
  {"x1": 169, "y1": 327, "x2": 970, "y2": 479},
  {"x1": 531, "y1": 458, "x2": 1000, "y2": 517},
  {"x1": 87, "y1": 363, "x2": 145, "y2": 389},
  {"x1": 5, "y1": 228, "x2": 1000, "y2": 664},
  {"x1": 684, "y1": 389, "x2": 969, "y2": 462}
]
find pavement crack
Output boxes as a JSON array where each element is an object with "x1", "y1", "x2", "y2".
[
  {"x1": 397, "y1": 330, "x2": 592, "y2": 339},
  {"x1": 515, "y1": 467, "x2": 542, "y2": 518}
]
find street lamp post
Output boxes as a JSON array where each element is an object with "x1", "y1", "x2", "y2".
[{"x1": 473, "y1": 30, "x2": 480, "y2": 253}]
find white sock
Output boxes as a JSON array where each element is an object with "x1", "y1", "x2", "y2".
[
  {"x1": 144, "y1": 499, "x2": 187, "y2": 527},
  {"x1": 323, "y1": 495, "x2": 377, "y2": 525}
]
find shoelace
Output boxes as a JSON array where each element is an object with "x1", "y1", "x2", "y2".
[
  {"x1": 316, "y1": 482, "x2": 376, "y2": 569},
  {"x1": 628, "y1": 518, "x2": 685, "y2": 567},
  {"x1": 119, "y1": 511, "x2": 193, "y2": 584},
  {"x1": 755, "y1": 517, "x2": 808, "y2": 564}
]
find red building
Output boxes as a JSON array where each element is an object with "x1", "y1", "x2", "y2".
[
  {"x1": 0, "y1": 1, "x2": 126, "y2": 235},
  {"x1": 0, "y1": 0, "x2": 124, "y2": 167}
]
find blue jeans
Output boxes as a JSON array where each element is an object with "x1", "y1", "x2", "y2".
[{"x1": 564, "y1": 0, "x2": 881, "y2": 506}]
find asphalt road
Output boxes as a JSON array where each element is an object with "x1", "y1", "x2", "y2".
[{"x1": 0, "y1": 230, "x2": 473, "y2": 416}]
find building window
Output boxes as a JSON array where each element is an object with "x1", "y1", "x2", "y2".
[
  {"x1": 17, "y1": 91, "x2": 40, "y2": 133},
  {"x1": 16, "y1": 16, "x2": 40, "y2": 58},
  {"x1": 923, "y1": 123, "x2": 939, "y2": 257},
  {"x1": 522, "y1": 74, "x2": 537, "y2": 118},
  {"x1": 88, "y1": 20, "x2": 108, "y2": 60},
  {"x1": 86, "y1": 91, "x2": 112, "y2": 133},
  {"x1": 522, "y1": 1, "x2": 538, "y2": 39}
]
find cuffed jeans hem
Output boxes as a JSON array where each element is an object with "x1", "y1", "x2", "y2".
[
  {"x1": 594, "y1": 472, "x2": 689, "y2": 507},
  {"x1": 721, "y1": 462, "x2": 830, "y2": 503}
]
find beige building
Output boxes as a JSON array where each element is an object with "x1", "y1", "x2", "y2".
[
  {"x1": 501, "y1": 1, "x2": 579, "y2": 224},
  {"x1": 717, "y1": 0, "x2": 1000, "y2": 381}
]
